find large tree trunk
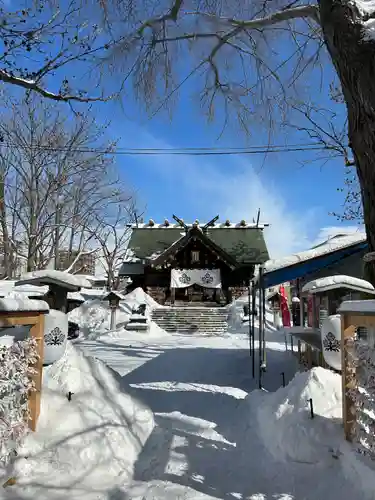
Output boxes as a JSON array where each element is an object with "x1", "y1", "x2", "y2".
[{"x1": 320, "y1": 0, "x2": 375, "y2": 284}]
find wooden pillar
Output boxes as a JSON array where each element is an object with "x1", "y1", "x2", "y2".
[
  {"x1": 171, "y1": 287, "x2": 175, "y2": 305},
  {"x1": 29, "y1": 314, "x2": 45, "y2": 431},
  {"x1": 298, "y1": 340, "x2": 301, "y2": 363},
  {"x1": 300, "y1": 296, "x2": 305, "y2": 327}
]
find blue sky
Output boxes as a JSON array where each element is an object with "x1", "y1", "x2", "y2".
[
  {"x1": 90, "y1": 61, "x2": 363, "y2": 260},
  {"x1": 15, "y1": 6, "x2": 363, "y2": 261}
]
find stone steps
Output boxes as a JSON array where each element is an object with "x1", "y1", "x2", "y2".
[{"x1": 152, "y1": 306, "x2": 229, "y2": 334}]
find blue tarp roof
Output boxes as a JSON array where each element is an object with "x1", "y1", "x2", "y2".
[{"x1": 262, "y1": 241, "x2": 368, "y2": 288}]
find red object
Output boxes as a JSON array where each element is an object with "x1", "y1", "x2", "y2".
[{"x1": 279, "y1": 285, "x2": 291, "y2": 327}]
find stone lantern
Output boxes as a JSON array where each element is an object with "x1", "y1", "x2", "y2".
[{"x1": 103, "y1": 291, "x2": 125, "y2": 330}]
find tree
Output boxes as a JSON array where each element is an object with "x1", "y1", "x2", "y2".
[
  {"x1": 90, "y1": 204, "x2": 138, "y2": 290},
  {"x1": 0, "y1": 97, "x2": 133, "y2": 276},
  {"x1": 4, "y1": 1, "x2": 375, "y2": 280},
  {"x1": 333, "y1": 165, "x2": 363, "y2": 223},
  {"x1": 283, "y1": 99, "x2": 364, "y2": 223}
]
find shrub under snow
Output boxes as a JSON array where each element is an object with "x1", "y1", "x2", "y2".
[
  {"x1": 0, "y1": 338, "x2": 39, "y2": 465},
  {"x1": 3, "y1": 342, "x2": 154, "y2": 500}
]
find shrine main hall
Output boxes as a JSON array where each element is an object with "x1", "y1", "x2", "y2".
[{"x1": 119, "y1": 215, "x2": 270, "y2": 305}]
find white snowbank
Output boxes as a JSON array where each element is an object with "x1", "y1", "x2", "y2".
[
  {"x1": 68, "y1": 287, "x2": 162, "y2": 337},
  {"x1": 302, "y1": 275, "x2": 375, "y2": 295},
  {"x1": 124, "y1": 287, "x2": 161, "y2": 310},
  {"x1": 256, "y1": 367, "x2": 342, "y2": 463},
  {"x1": 68, "y1": 297, "x2": 131, "y2": 335},
  {"x1": 228, "y1": 291, "x2": 275, "y2": 332},
  {"x1": 2, "y1": 342, "x2": 154, "y2": 499}
]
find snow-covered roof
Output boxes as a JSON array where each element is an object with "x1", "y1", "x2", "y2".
[
  {"x1": 302, "y1": 275, "x2": 375, "y2": 295},
  {"x1": 0, "y1": 281, "x2": 48, "y2": 297},
  {"x1": 128, "y1": 223, "x2": 269, "y2": 265},
  {"x1": 0, "y1": 297, "x2": 49, "y2": 312},
  {"x1": 16, "y1": 270, "x2": 92, "y2": 292},
  {"x1": 339, "y1": 300, "x2": 375, "y2": 314},
  {"x1": 73, "y1": 274, "x2": 107, "y2": 283},
  {"x1": 68, "y1": 292, "x2": 86, "y2": 302},
  {"x1": 264, "y1": 233, "x2": 366, "y2": 274}
]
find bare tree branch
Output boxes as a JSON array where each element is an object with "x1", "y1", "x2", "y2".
[{"x1": 0, "y1": 69, "x2": 111, "y2": 103}]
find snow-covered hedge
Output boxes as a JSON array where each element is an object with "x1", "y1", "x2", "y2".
[
  {"x1": 0, "y1": 338, "x2": 39, "y2": 465},
  {"x1": 347, "y1": 336, "x2": 375, "y2": 459}
]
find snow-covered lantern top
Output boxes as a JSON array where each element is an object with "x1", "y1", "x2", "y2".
[
  {"x1": 15, "y1": 270, "x2": 92, "y2": 313},
  {"x1": 240, "y1": 219, "x2": 246, "y2": 227},
  {"x1": 148, "y1": 219, "x2": 155, "y2": 227},
  {"x1": 164, "y1": 218, "x2": 170, "y2": 227},
  {"x1": 104, "y1": 291, "x2": 125, "y2": 310},
  {"x1": 193, "y1": 219, "x2": 200, "y2": 228},
  {"x1": 224, "y1": 219, "x2": 231, "y2": 227}
]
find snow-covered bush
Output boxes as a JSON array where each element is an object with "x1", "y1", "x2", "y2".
[
  {"x1": 347, "y1": 335, "x2": 375, "y2": 459},
  {"x1": 0, "y1": 338, "x2": 39, "y2": 465}
]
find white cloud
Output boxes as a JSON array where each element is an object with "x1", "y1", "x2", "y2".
[
  {"x1": 128, "y1": 129, "x2": 363, "y2": 260},
  {"x1": 312, "y1": 225, "x2": 365, "y2": 246}
]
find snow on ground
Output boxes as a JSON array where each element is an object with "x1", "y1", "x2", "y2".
[
  {"x1": 256, "y1": 367, "x2": 342, "y2": 463},
  {"x1": 3, "y1": 285, "x2": 374, "y2": 500},
  {"x1": 1, "y1": 342, "x2": 154, "y2": 500},
  {"x1": 228, "y1": 291, "x2": 276, "y2": 333},
  {"x1": 68, "y1": 287, "x2": 162, "y2": 338},
  {"x1": 74, "y1": 322, "x2": 369, "y2": 500}
]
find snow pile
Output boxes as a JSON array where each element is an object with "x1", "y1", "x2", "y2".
[
  {"x1": 68, "y1": 297, "x2": 130, "y2": 335},
  {"x1": 228, "y1": 291, "x2": 275, "y2": 331},
  {"x1": 2, "y1": 342, "x2": 154, "y2": 500},
  {"x1": 0, "y1": 296, "x2": 49, "y2": 312},
  {"x1": 256, "y1": 367, "x2": 342, "y2": 463},
  {"x1": 124, "y1": 287, "x2": 161, "y2": 311},
  {"x1": 68, "y1": 287, "x2": 162, "y2": 338}
]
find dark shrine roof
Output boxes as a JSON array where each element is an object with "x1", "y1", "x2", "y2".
[{"x1": 126, "y1": 222, "x2": 270, "y2": 265}]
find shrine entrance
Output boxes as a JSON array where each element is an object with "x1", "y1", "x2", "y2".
[
  {"x1": 170, "y1": 268, "x2": 222, "y2": 305},
  {"x1": 175, "y1": 283, "x2": 219, "y2": 303}
]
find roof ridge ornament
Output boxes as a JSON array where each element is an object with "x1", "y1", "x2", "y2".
[
  {"x1": 202, "y1": 215, "x2": 219, "y2": 232},
  {"x1": 172, "y1": 214, "x2": 188, "y2": 233}
]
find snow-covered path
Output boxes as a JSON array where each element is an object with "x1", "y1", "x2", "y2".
[{"x1": 76, "y1": 331, "x2": 364, "y2": 500}]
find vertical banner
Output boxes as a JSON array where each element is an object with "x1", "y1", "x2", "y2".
[{"x1": 279, "y1": 285, "x2": 291, "y2": 327}]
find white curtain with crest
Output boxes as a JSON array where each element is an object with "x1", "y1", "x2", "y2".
[{"x1": 170, "y1": 269, "x2": 221, "y2": 289}]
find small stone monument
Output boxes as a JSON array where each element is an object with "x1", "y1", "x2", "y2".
[{"x1": 126, "y1": 303, "x2": 149, "y2": 332}]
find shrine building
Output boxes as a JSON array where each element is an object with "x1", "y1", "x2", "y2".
[{"x1": 119, "y1": 215, "x2": 270, "y2": 305}]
